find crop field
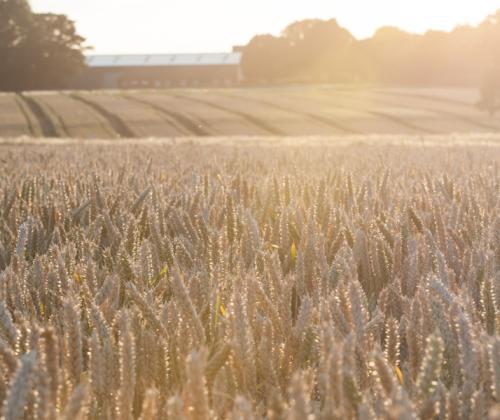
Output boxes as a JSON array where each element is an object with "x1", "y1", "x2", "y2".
[
  {"x1": 0, "y1": 136, "x2": 499, "y2": 419},
  {"x1": 1, "y1": 86, "x2": 499, "y2": 139}
]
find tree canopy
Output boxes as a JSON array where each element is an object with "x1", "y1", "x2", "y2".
[
  {"x1": 241, "y1": 12, "x2": 500, "y2": 90},
  {"x1": 0, "y1": 0, "x2": 86, "y2": 91}
]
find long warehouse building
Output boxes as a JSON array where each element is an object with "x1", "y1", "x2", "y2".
[{"x1": 78, "y1": 52, "x2": 243, "y2": 89}]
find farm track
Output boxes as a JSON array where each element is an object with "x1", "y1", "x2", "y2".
[
  {"x1": 222, "y1": 93, "x2": 358, "y2": 134},
  {"x1": 70, "y1": 94, "x2": 137, "y2": 138},
  {"x1": 176, "y1": 94, "x2": 286, "y2": 136},
  {"x1": 122, "y1": 94, "x2": 212, "y2": 136},
  {"x1": 17, "y1": 93, "x2": 59, "y2": 137}
]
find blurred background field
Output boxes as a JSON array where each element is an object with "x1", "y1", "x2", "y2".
[{"x1": 1, "y1": 86, "x2": 496, "y2": 140}]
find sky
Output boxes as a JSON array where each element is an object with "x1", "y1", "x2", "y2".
[{"x1": 31, "y1": 0, "x2": 500, "y2": 54}]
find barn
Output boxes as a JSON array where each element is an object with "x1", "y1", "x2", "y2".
[{"x1": 78, "y1": 52, "x2": 243, "y2": 89}]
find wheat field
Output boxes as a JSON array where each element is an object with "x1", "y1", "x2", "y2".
[
  {"x1": 0, "y1": 138, "x2": 499, "y2": 419},
  {"x1": 2, "y1": 86, "x2": 498, "y2": 139}
]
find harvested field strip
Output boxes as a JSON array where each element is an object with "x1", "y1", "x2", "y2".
[
  {"x1": 176, "y1": 94, "x2": 286, "y2": 135},
  {"x1": 17, "y1": 93, "x2": 58, "y2": 137},
  {"x1": 222, "y1": 92, "x2": 357, "y2": 134},
  {"x1": 123, "y1": 94, "x2": 212, "y2": 136},
  {"x1": 70, "y1": 94, "x2": 137, "y2": 138}
]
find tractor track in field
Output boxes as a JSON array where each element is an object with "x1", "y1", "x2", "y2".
[
  {"x1": 371, "y1": 91, "x2": 499, "y2": 131},
  {"x1": 63, "y1": 94, "x2": 120, "y2": 138},
  {"x1": 17, "y1": 94, "x2": 59, "y2": 137},
  {"x1": 14, "y1": 95, "x2": 38, "y2": 136},
  {"x1": 364, "y1": 109, "x2": 436, "y2": 134},
  {"x1": 287, "y1": 93, "x2": 436, "y2": 134},
  {"x1": 122, "y1": 94, "x2": 212, "y2": 136},
  {"x1": 372, "y1": 89, "x2": 471, "y2": 107},
  {"x1": 70, "y1": 94, "x2": 137, "y2": 138},
  {"x1": 175, "y1": 94, "x2": 286, "y2": 136},
  {"x1": 222, "y1": 93, "x2": 358, "y2": 134},
  {"x1": 428, "y1": 108, "x2": 500, "y2": 131},
  {"x1": 37, "y1": 99, "x2": 70, "y2": 137}
]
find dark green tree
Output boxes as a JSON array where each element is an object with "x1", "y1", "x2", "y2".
[{"x1": 0, "y1": 0, "x2": 86, "y2": 91}]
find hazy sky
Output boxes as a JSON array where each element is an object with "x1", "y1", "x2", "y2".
[{"x1": 31, "y1": 0, "x2": 500, "y2": 54}]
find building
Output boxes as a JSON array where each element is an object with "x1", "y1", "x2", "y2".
[{"x1": 79, "y1": 52, "x2": 243, "y2": 89}]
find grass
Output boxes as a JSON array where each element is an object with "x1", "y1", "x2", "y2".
[{"x1": 0, "y1": 139, "x2": 499, "y2": 419}]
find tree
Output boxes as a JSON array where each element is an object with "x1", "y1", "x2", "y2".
[
  {"x1": 242, "y1": 11, "x2": 500, "y2": 89},
  {"x1": 241, "y1": 19, "x2": 358, "y2": 83},
  {"x1": 360, "y1": 27, "x2": 420, "y2": 84},
  {"x1": 0, "y1": 0, "x2": 32, "y2": 89},
  {"x1": 0, "y1": 0, "x2": 86, "y2": 91},
  {"x1": 281, "y1": 19, "x2": 357, "y2": 82},
  {"x1": 241, "y1": 35, "x2": 293, "y2": 82}
]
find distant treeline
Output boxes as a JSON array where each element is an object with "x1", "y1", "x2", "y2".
[
  {"x1": 0, "y1": 0, "x2": 86, "y2": 91},
  {"x1": 241, "y1": 13, "x2": 500, "y2": 87}
]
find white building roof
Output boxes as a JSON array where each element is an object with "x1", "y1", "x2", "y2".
[{"x1": 86, "y1": 53, "x2": 241, "y2": 68}]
